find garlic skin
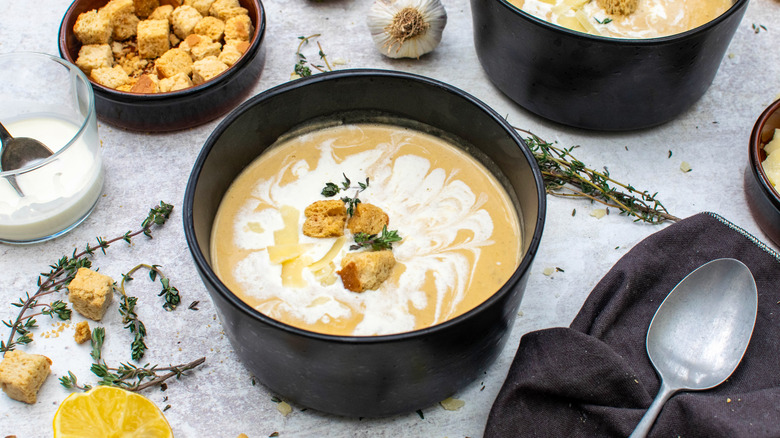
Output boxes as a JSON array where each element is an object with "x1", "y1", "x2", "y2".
[{"x1": 368, "y1": 0, "x2": 448, "y2": 59}]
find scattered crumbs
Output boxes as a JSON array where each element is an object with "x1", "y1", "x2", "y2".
[
  {"x1": 615, "y1": 246, "x2": 620, "y2": 250},
  {"x1": 480, "y1": 386, "x2": 485, "y2": 391},
  {"x1": 555, "y1": 267, "x2": 564, "y2": 273},
  {"x1": 416, "y1": 409, "x2": 425, "y2": 419},
  {"x1": 668, "y1": 150, "x2": 672, "y2": 158},
  {"x1": 624, "y1": 146, "x2": 628, "y2": 151},
  {"x1": 160, "y1": 383, "x2": 168, "y2": 392},
  {"x1": 634, "y1": 379, "x2": 639, "y2": 383},
  {"x1": 440, "y1": 397, "x2": 466, "y2": 411},
  {"x1": 728, "y1": 53, "x2": 735, "y2": 59},
  {"x1": 277, "y1": 401, "x2": 293, "y2": 417},
  {"x1": 543, "y1": 267, "x2": 555, "y2": 276},
  {"x1": 251, "y1": 376, "x2": 257, "y2": 386},
  {"x1": 727, "y1": 398, "x2": 732, "y2": 403},
  {"x1": 270, "y1": 433, "x2": 280, "y2": 437},
  {"x1": 163, "y1": 404, "x2": 171, "y2": 412},
  {"x1": 680, "y1": 162, "x2": 692, "y2": 173},
  {"x1": 590, "y1": 209, "x2": 607, "y2": 219},
  {"x1": 331, "y1": 58, "x2": 347, "y2": 65},
  {"x1": 571, "y1": 208, "x2": 576, "y2": 217},
  {"x1": 752, "y1": 23, "x2": 767, "y2": 33},
  {"x1": 517, "y1": 310, "x2": 524, "y2": 317},
  {"x1": 163, "y1": 396, "x2": 168, "y2": 402}
]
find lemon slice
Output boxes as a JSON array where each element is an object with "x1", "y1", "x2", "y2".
[{"x1": 53, "y1": 386, "x2": 173, "y2": 438}]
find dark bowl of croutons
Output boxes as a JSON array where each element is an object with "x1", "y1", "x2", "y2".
[
  {"x1": 470, "y1": 0, "x2": 748, "y2": 130},
  {"x1": 745, "y1": 98, "x2": 780, "y2": 248},
  {"x1": 58, "y1": 0, "x2": 266, "y2": 132},
  {"x1": 183, "y1": 69, "x2": 547, "y2": 417}
]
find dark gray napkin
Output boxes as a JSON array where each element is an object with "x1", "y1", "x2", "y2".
[{"x1": 485, "y1": 212, "x2": 780, "y2": 438}]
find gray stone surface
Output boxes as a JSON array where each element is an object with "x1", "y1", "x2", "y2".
[{"x1": 1, "y1": 0, "x2": 779, "y2": 436}]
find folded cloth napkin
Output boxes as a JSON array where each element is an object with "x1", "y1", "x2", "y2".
[{"x1": 484, "y1": 212, "x2": 780, "y2": 438}]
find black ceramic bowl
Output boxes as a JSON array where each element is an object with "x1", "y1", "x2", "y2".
[
  {"x1": 745, "y1": 99, "x2": 780, "y2": 247},
  {"x1": 471, "y1": 0, "x2": 749, "y2": 131},
  {"x1": 183, "y1": 69, "x2": 546, "y2": 417},
  {"x1": 58, "y1": 0, "x2": 266, "y2": 132}
]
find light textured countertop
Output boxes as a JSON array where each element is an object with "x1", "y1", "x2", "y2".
[{"x1": 2, "y1": 0, "x2": 780, "y2": 437}]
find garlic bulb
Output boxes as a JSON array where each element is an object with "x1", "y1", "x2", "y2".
[{"x1": 367, "y1": 0, "x2": 447, "y2": 59}]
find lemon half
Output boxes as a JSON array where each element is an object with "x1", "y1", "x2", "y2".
[{"x1": 53, "y1": 386, "x2": 173, "y2": 438}]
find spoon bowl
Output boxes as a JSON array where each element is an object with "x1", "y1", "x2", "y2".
[
  {"x1": 629, "y1": 258, "x2": 758, "y2": 437},
  {"x1": 0, "y1": 121, "x2": 54, "y2": 196}
]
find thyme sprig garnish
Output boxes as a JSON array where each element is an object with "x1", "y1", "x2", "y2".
[
  {"x1": 321, "y1": 173, "x2": 370, "y2": 215},
  {"x1": 350, "y1": 226, "x2": 402, "y2": 251},
  {"x1": 60, "y1": 327, "x2": 205, "y2": 392},
  {"x1": 292, "y1": 34, "x2": 332, "y2": 78},
  {"x1": 116, "y1": 263, "x2": 181, "y2": 360},
  {"x1": 517, "y1": 128, "x2": 679, "y2": 224},
  {"x1": 1, "y1": 201, "x2": 174, "y2": 353}
]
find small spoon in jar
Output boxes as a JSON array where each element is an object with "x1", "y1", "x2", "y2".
[{"x1": 0, "y1": 121, "x2": 54, "y2": 197}]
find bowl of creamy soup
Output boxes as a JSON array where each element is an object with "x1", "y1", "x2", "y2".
[
  {"x1": 183, "y1": 69, "x2": 546, "y2": 416},
  {"x1": 470, "y1": 0, "x2": 748, "y2": 130}
]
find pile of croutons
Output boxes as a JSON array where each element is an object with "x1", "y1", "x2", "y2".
[{"x1": 73, "y1": 0, "x2": 254, "y2": 93}]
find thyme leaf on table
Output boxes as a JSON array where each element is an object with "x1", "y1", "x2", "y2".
[
  {"x1": 1, "y1": 201, "x2": 174, "y2": 354},
  {"x1": 516, "y1": 128, "x2": 680, "y2": 224}
]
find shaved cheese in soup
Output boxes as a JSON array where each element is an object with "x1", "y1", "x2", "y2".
[
  {"x1": 509, "y1": 0, "x2": 733, "y2": 38},
  {"x1": 210, "y1": 122, "x2": 522, "y2": 336}
]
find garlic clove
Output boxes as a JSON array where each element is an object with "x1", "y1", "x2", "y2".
[{"x1": 367, "y1": 0, "x2": 447, "y2": 59}]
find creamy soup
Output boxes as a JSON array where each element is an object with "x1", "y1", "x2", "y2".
[
  {"x1": 211, "y1": 122, "x2": 522, "y2": 336},
  {"x1": 509, "y1": 0, "x2": 733, "y2": 38}
]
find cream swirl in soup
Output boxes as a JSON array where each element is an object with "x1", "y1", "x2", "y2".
[
  {"x1": 509, "y1": 0, "x2": 733, "y2": 38},
  {"x1": 210, "y1": 123, "x2": 522, "y2": 336}
]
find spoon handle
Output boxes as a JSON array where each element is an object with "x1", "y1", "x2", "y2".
[
  {"x1": 628, "y1": 381, "x2": 676, "y2": 438},
  {"x1": 0, "y1": 122, "x2": 11, "y2": 143}
]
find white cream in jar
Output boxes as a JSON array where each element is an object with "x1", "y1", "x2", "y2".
[{"x1": 0, "y1": 116, "x2": 104, "y2": 242}]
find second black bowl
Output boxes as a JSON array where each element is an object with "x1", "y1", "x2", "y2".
[{"x1": 471, "y1": 0, "x2": 749, "y2": 131}]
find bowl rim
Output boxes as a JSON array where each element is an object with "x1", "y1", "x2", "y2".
[
  {"x1": 494, "y1": 0, "x2": 749, "y2": 44},
  {"x1": 749, "y1": 98, "x2": 780, "y2": 206},
  {"x1": 0, "y1": 51, "x2": 96, "y2": 178},
  {"x1": 57, "y1": 0, "x2": 267, "y2": 101},
  {"x1": 183, "y1": 68, "x2": 547, "y2": 344}
]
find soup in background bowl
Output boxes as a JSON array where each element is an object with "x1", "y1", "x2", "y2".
[{"x1": 183, "y1": 69, "x2": 546, "y2": 417}]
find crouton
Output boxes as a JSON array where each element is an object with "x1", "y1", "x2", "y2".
[
  {"x1": 158, "y1": 71, "x2": 193, "y2": 92},
  {"x1": 347, "y1": 203, "x2": 389, "y2": 235},
  {"x1": 129, "y1": 74, "x2": 160, "y2": 93},
  {"x1": 209, "y1": 0, "x2": 240, "y2": 17},
  {"x1": 596, "y1": 0, "x2": 638, "y2": 15},
  {"x1": 213, "y1": 6, "x2": 249, "y2": 21},
  {"x1": 0, "y1": 350, "x2": 52, "y2": 404},
  {"x1": 171, "y1": 5, "x2": 203, "y2": 39},
  {"x1": 185, "y1": 0, "x2": 217, "y2": 16},
  {"x1": 303, "y1": 200, "x2": 347, "y2": 238},
  {"x1": 337, "y1": 250, "x2": 396, "y2": 292},
  {"x1": 218, "y1": 41, "x2": 244, "y2": 66},
  {"x1": 193, "y1": 16, "x2": 225, "y2": 41},
  {"x1": 68, "y1": 268, "x2": 114, "y2": 321},
  {"x1": 191, "y1": 55, "x2": 228, "y2": 85},
  {"x1": 148, "y1": 4, "x2": 174, "y2": 22},
  {"x1": 224, "y1": 14, "x2": 253, "y2": 42},
  {"x1": 137, "y1": 19, "x2": 170, "y2": 58},
  {"x1": 73, "y1": 10, "x2": 113, "y2": 45},
  {"x1": 74, "y1": 321, "x2": 92, "y2": 344},
  {"x1": 155, "y1": 48, "x2": 193, "y2": 78},
  {"x1": 100, "y1": 0, "x2": 138, "y2": 41},
  {"x1": 90, "y1": 65, "x2": 130, "y2": 89},
  {"x1": 133, "y1": 0, "x2": 160, "y2": 18},
  {"x1": 179, "y1": 34, "x2": 222, "y2": 61},
  {"x1": 75, "y1": 43, "x2": 114, "y2": 75}
]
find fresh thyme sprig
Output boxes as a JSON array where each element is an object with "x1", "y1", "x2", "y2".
[
  {"x1": 60, "y1": 327, "x2": 205, "y2": 392},
  {"x1": 350, "y1": 226, "x2": 402, "y2": 251},
  {"x1": 517, "y1": 128, "x2": 679, "y2": 224},
  {"x1": 321, "y1": 173, "x2": 370, "y2": 215},
  {"x1": 1, "y1": 201, "x2": 174, "y2": 353},
  {"x1": 292, "y1": 34, "x2": 332, "y2": 78},
  {"x1": 115, "y1": 263, "x2": 181, "y2": 360}
]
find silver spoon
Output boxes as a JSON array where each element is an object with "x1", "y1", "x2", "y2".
[
  {"x1": 0, "y1": 121, "x2": 54, "y2": 196},
  {"x1": 628, "y1": 258, "x2": 757, "y2": 438}
]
